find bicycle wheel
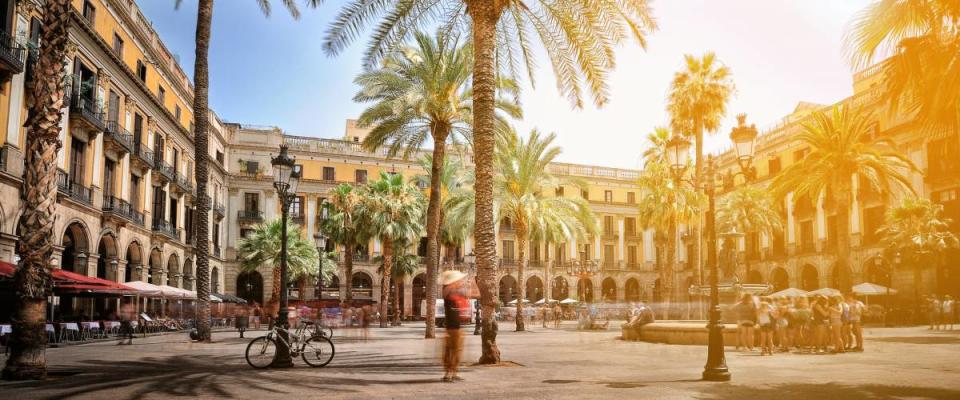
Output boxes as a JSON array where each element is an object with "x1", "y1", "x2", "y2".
[
  {"x1": 301, "y1": 335, "x2": 335, "y2": 367},
  {"x1": 245, "y1": 336, "x2": 278, "y2": 369},
  {"x1": 320, "y1": 324, "x2": 333, "y2": 338}
]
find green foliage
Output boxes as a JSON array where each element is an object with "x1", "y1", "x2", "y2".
[
  {"x1": 320, "y1": 183, "x2": 367, "y2": 250},
  {"x1": 635, "y1": 161, "x2": 701, "y2": 234},
  {"x1": 358, "y1": 172, "x2": 427, "y2": 245},
  {"x1": 667, "y1": 52, "x2": 735, "y2": 139},
  {"x1": 879, "y1": 197, "x2": 959, "y2": 260},
  {"x1": 717, "y1": 185, "x2": 783, "y2": 239},
  {"x1": 237, "y1": 219, "x2": 320, "y2": 282},
  {"x1": 413, "y1": 155, "x2": 474, "y2": 246}
]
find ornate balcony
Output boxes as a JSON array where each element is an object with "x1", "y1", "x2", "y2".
[
  {"x1": 56, "y1": 169, "x2": 93, "y2": 206},
  {"x1": 102, "y1": 195, "x2": 145, "y2": 227},
  {"x1": 130, "y1": 143, "x2": 154, "y2": 170},
  {"x1": 237, "y1": 210, "x2": 264, "y2": 224},
  {"x1": 0, "y1": 30, "x2": 25, "y2": 76},
  {"x1": 68, "y1": 77, "x2": 106, "y2": 133},
  {"x1": 172, "y1": 172, "x2": 193, "y2": 195},
  {"x1": 212, "y1": 201, "x2": 225, "y2": 219},
  {"x1": 290, "y1": 212, "x2": 305, "y2": 225},
  {"x1": 153, "y1": 158, "x2": 175, "y2": 183},
  {"x1": 151, "y1": 219, "x2": 181, "y2": 241},
  {"x1": 104, "y1": 121, "x2": 134, "y2": 154}
]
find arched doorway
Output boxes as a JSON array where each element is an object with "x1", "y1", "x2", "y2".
[
  {"x1": 167, "y1": 253, "x2": 181, "y2": 288},
  {"x1": 182, "y1": 258, "x2": 194, "y2": 291},
  {"x1": 526, "y1": 276, "x2": 544, "y2": 302},
  {"x1": 352, "y1": 272, "x2": 373, "y2": 299},
  {"x1": 125, "y1": 241, "x2": 143, "y2": 283},
  {"x1": 625, "y1": 278, "x2": 640, "y2": 302},
  {"x1": 211, "y1": 266, "x2": 221, "y2": 293},
  {"x1": 149, "y1": 249, "x2": 163, "y2": 285},
  {"x1": 800, "y1": 264, "x2": 819, "y2": 291},
  {"x1": 771, "y1": 267, "x2": 789, "y2": 292},
  {"x1": 321, "y1": 275, "x2": 340, "y2": 300},
  {"x1": 746, "y1": 270, "x2": 763, "y2": 285},
  {"x1": 236, "y1": 271, "x2": 264, "y2": 305},
  {"x1": 61, "y1": 222, "x2": 90, "y2": 274},
  {"x1": 412, "y1": 274, "x2": 426, "y2": 317},
  {"x1": 96, "y1": 233, "x2": 119, "y2": 282},
  {"x1": 577, "y1": 278, "x2": 594, "y2": 303},
  {"x1": 601, "y1": 277, "x2": 617, "y2": 302},
  {"x1": 552, "y1": 276, "x2": 569, "y2": 300},
  {"x1": 499, "y1": 275, "x2": 518, "y2": 304},
  {"x1": 831, "y1": 262, "x2": 852, "y2": 292},
  {"x1": 864, "y1": 258, "x2": 890, "y2": 287}
]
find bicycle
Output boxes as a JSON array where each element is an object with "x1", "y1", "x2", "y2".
[{"x1": 245, "y1": 319, "x2": 335, "y2": 369}]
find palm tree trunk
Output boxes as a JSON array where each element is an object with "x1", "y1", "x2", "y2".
[
  {"x1": 379, "y1": 240, "x2": 393, "y2": 328},
  {"x1": 835, "y1": 199, "x2": 852, "y2": 292},
  {"x1": 191, "y1": 0, "x2": 214, "y2": 343},
  {"x1": 393, "y1": 277, "x2": 402, "y2": 326},
  {"x1": 344, "y1": 242, "x2": 354, "y2": 304},
  {"x1": 425, "y1": 130, "x2": 448, "y2": 339},
  {"x1": 691, "y1": 117, "x2": 704, "y2": 288},
  {"x1": 664, "y1": 220, "x2": 677, "y2": 320},
  {"x1": 270, "y1": 265, "x2": 281, "y2": 309},
  {"x1": 467, "y1": 0, "x2": 503, "y2": 365},
  {"x1": 516, "y1": 225, "x2": 527, "y2": 332},
  {"x1": 2, "y1": 0, "x2": 71, "y2": 381}
]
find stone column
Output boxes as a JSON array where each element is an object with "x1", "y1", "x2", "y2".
[{"x1": 84, "y1": 253, "x2": 99, "y2": 278}]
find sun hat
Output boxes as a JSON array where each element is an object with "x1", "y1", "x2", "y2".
[{"x1": 441, "y1": 270, "x2": 467, "y2": 285}]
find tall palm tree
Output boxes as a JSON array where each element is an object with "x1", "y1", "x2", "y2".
[
  {"x1": 176, "y1": 0, "x2": 320, "y2": 342},
  {"x1": 319, "y1": 184, "x2": 366, "y2": 304},
  {"x1": 641, "y1": 126, "x2": 672, "y2": 166},
  {"x1": 772, "y1": 105, "x2": 917, "y2": 292},
  {"x1": 358, "y1": 172, "x2": 425, "y2": 328},
  {"x1": 237, "y1": 220, "x2": 320, "y2": 310},
  {"x1": 879, "y1": 197, "x2": 958, "y2": 313},
  {"x1": 413, "y1": 156, "x2": 473, "y2": 262},
  {"x1": 354, "y1": 31, "x2": 519, "y2": 339},
  {"x1": 2, "y1": 0, "x2": 72, "y2": 381},
  {"x1": 376, "y1": 248, "x2": 421, "y2": 326},
  {"x1": 846, "y1": 0, "x2": 960, "y2": 136},
  {"x1": 716, "y1": 185, "x2": 783, "y2": 282},
  {"x1": 636, "y1": 161, "x2": 700, "y2": 319},
  {"x1": 323, "y1": 0, "x2": 657, "y2": 364},
  {"x1": 666, "y1": 52, "x2": 735, "y2": 289}
]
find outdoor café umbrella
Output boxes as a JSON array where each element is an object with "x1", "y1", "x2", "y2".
[
  {"x1": 768, "y1": 288, "x2": 809, "y2": 298},
  {"x1": 559, "y1": 298, "x2": 579, "y2": 304},
  {"x1": 852, "y1": 282, "x2": 897, "y2": 296},
  {"x1": 507, "y1": 299, "x2": 530, "y2": 305},
  {"x1": 535, "y1": 298, "x2": 558, "y2": 305},
  {"x1": 808, "y1": 288, "x2": 842, "y2": 297}
]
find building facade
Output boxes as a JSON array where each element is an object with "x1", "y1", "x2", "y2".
[{"x1": 0, "y1": 0, "x2": 956, "y2": 320}]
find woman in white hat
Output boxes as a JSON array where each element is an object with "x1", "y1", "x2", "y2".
[{"x1": 441, "y1": 270, "x2": 468, "y2": 382}]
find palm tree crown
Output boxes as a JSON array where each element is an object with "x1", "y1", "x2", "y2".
[
  {"x1": 237, "y1": 220, "x2": 320, "y2": 305},
  {"x1": 667, "y1": 52, "x2": 735, "y2": 141}
]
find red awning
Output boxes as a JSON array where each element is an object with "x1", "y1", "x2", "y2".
[{"x1": 0, "y1": 260, "x2": 137, "y2": 296}]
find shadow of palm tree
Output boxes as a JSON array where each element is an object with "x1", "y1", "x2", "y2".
[{"x1": 696, "y1": 382, "x2": 960, "y2": 400}]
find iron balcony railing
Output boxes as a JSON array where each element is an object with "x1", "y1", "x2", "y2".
[
  {"x1": 102, "y1": 195, "x2": 145, "y2": 226},
  {"x1": 238, "y1": 210, "x2": 263, "y2": 222},
  {"x1": 290, "y1": 213, "x2": 305, "y2": 225},
  {"x1": 132, "y1": 143, "x2": 154, "y2": 166},
  {"x1": 153, "y1": 158, "x2": 175, "y2": 181},
  {"x1": 352, "y1": 253, "x2": 370, "y2": 262},
  {"x1": 56, "y1": 169, "x2": 93, "y2": 205},
  {"x1": 0, "y1": 30, "x2": 25, "y2": 74},
  {"x1": 212, "y1": 246, "x2": 222, "y2": 258},
  {"x1": 151, "y1": 219, "x2": 181, "y2": 240},
  {"x1": 104, "y1": 121, "x2": 134, "y2": 153},
  {"x1": 212, "y1": 201, "x2": 225, "y2": 218},
  {"x1": 175, "y1": 173, "x2": 194, "y2": 192},
  {"x1": 67, "y1": 75, "x2": 106, "y2": 132},
  {"x1": 0, "y1": 146, "x2": 7, "y2": 172}
]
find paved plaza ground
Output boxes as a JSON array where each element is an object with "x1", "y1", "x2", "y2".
[{"x1": 2, "y1": 321, "x2": 960, "y2": 399}]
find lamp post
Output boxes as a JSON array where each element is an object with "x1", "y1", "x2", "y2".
[
  {"x1": 566, "y1": 259, "x2": 599, "y2": 303},
  {"x1": 665, "y1": 114, "x2": 757, "y2": 382},
  {"x1": 465, "y1": 253, "x2": 482, "y2": 335},
  {"x1": 270, "y1": 144, "x2": 300, "y2": 368},
  {"x1": 315, "y1": 235, "x2": 327, "y2": 301}
]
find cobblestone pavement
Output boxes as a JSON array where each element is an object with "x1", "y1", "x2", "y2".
[{"x1": 2, "y1": 322, "x2": 960, "y2": 399}]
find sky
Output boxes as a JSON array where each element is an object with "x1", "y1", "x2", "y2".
[{"x1": 139, "y1": 0, "x2": 873, "y2": 169}]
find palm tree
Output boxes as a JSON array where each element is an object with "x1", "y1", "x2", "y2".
[
  {"x1": 2, "y1": 0, "x2": 72, "y2": 381},
  {"x1": 323, "y1": 0, "x2": 657, "y2": 365},
  {"x1": 412, "y1": 156, "x2": 473, "y2": 263},
  {"x1": 176, "y1": 0, "x2": 320, "y2": 342},
  {"x1": 771, "y1": 105, "x2": 917, "y2": 292},
  {"x1": 319, "y1": 184, "x2": 366, "y2": 304},
  {"x1": 309, "y1": 251, "x2": 339, "y2": 299},
  {"x1": 879, "y1": 197, "x2": 958, "y2": 316},
  {"x1": 846, "y1": 0, "x2": 960, "y2": 136},
  {"x1": 666, "y1": 52, "x2": 735, "y2": 289},
  {"x1": 375, "y1": 248, "x2": 421, "y2": 326},
  {"x1": 237, "y1": 220, "x2": 320, "y2": 311},
  {"x1": 354, "y1": 30, "x2": 519, "y2": 339},
  {"x1": 636, "y1": 161, "x2": 700, "y2": 319},
  {"x1": 358, "y1": 172, "x2": 425, "y2": 328},
  {"x1": 716, "y1": 185, "x2": 783, "y2": 282},
  {"x1": 642, "y1": 126, "x2": 672, "y2": 166}
]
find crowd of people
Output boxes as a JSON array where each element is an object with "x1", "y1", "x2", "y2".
[
  {"x1": 734, "y1": 293, "x2": 866, "y2": 355},
  {"x1": 926, "y1": 295, "x2": 957, "y2": 331}
]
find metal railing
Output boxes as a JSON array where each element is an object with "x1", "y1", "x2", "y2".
[
  {"x1": 212, "y1": 246, "x2": 222, "y2": 258},
  {"x1": 352, "y1": 253, "x2": 370, "y2": 262},
  {"x1": 132, "y1": 143, "x2": 154, "y2": 166},
  {"x1": 213, "y1": 201, "x2": 225, "y2": 217},
  {"x1": 151, "y1": 219, "x2": 181, "y2": 240},
  {"x1": 0, "y1": 30, "x2": 25, "y2": 73},
  {"x1": 56, "y1": 170, "x2": 93, "y2": 205},
  {"x1": 175, "y1": 173, "x2": 193, "y2": 192},
  {"x1": 104, "y1": 121, "x2": 134, "y2": 153},
  {"x1": 102, "y1": 194, "x2": 145, "y2": 226},
  {"x1": 153, "y1": 158, "x2": 175, "y2": 181},
  {"x1": 237, "y1": 210, "x2": 263, "y2": 222},
  {"x1": 67, "y1": 76, "x2": 106, "y2": 132},
  {"x1": 0, "y1": 146, "x2": 6, "y2": 172}
]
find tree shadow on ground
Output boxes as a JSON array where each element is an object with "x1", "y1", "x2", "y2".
[
  {"x1": 0, "y1": 350, "x2": 453, "y2": 400},
  {"x1": 695, "y1": 382, "x2": 960, "y2": 400},
  {"x1": 870, "y1": 336, "x2": 960, "y2": 344}
]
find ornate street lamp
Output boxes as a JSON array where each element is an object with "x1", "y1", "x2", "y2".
[
  {"x1": 666, "y1": 134, "x2": 692, "y2": 179},
  {"x1": 729, "y1": 113, "x2": 759, "y2": 178},
  {"x1": 270, "y1": 144, "x2": 300, "y2": 368},
  {"x1": 464, "y1": 253, "x2": 482, "y2": 335},
  {"x1": 315, "y1": 235, "x2": 327, "y2": 301}
]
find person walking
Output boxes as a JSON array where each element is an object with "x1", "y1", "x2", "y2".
[
  {"x1": 828, "y1": 297, "x2": 844, "y2": 354},
  {"x1": 554, "y1": 303, "x2": 563, "y2": 328},
  {"x1": 735, "y1": 294, "x2": 757, "y2": 351},
  {"x1": 945, "y1": 295, "x2": 955, "y2": 330},
  {"x1": 845, "y1": 293, "x2": 865, "y2": 351},
  {"x1": 441, "y1": 270, "x2": 468, "y2": 382},
  {"x1": 812, "y1": 295, "x2": 831, "y2": 354},
  {"x1": 928, "y1": 296, "x2": 942, "y2": 330},
  {"x1": 118, "y1": 301, "x2": 136, "y2": 345},
  {"x1": 757, "y1": 299, "x2": 775, "y2": 355}
]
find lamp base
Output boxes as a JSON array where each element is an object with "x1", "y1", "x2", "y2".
[{"x1": 702, "y1": 367, "x2": 731, "y2": 382}]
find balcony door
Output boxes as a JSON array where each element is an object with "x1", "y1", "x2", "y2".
[
  {"x1": 133, "y1": 113, "x2": 143, "y2": 147},
  {"x1": 108, "y1": 90, "x2": 120, "y2": 124},
  {"x1": 69, "y1": 138, "x2": 85, "y2": 186},
  {"x1": 103, "y1": 159, "x2": 115, "y2": 198},
  {"x1": 152, "y1": 187, "x2": 166, "y2": 223}
]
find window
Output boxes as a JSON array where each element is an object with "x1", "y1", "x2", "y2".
[
  {"x1": 768, "y1": 156, "x2": 781, "y2": 176},
  {"x1": 158, "y1": 86, "x2": 166, "y2": 104},
  {"x1": 70, "y1": 139, "x2": 85, "y2": 185},
  {"x1": 136, "y1": 60, "x2": 147, "y2": 82},
  {"x1": 800, "y1": 220, "x2": 815, "y2": 253},
  {"x1": 581, "y1": 189, "x2": 589, "y2": 200},
  {"x1": 291, "y1": 196, "x2": 304, "y2": 217},
  {"x1": 152, "y1": 187, "x2": 166, "y2": 222},
  {"x1": 244, "y1": 160, "x2": 258, "y2": 175},
  {"x1": 603, "y1": 245, "x2": 615, "y2": 266},
  {"x1": 826, "y1": 215, "x2": 839, "y2": 252},
  {"x1": 355, "y1": 169, "x2": 367, "y2": 184},
  {"x1": 154, "y1": 135, "x2": 165, "y2": 162},
  {"x1": 215, "y1": 151, "x2": 224, "y2": 166},
  {"x1": 240, "y1": 228, "x2": 254, "y2": 239},
  {"x1": 746, "y1": 232, "x2": 760, "y2": 261},
  {"x1": 169, "y1": 198, "x2": 178, "y2": 227},
  {"x1": 502, "y1": 240, "x2": 515, "y2": 261},
  {"x1": 604, "y1": 190, "x2": 613, "y2": 203},
  {"x1": 212, "y1": 222, "x2": 220, "y2": 250},
  {"x1": 175, "y1": 105, "x2": 181, "y2": 122},
  {"x1": 927, "y1": 135, "x2": 960, "y2": 179},
  {"x1": 322, "y1": 166, "x2": 335, "y2": 181},
  {"x1": 555, "y1": 245, "x2": 566, "y2": 264},
  {"x1": 793, "y1": 148, "x2": 808, "y2": 163},
  {"x1": 627, "y1": 246, "x2": 638, "y2": 267},
  {"x1": 862, "y1": 206, "x2": 885, "y2": 245},
  {"x1": 104, "y1": 159, "x2": 115, "y2": 197},
  {"x1": 244, "y1": 193, "x2": 259, "y2": 212},
  {"x1": 130, "y1": 175, "x2": 140, "y2": 210},
  {"x1": 625, "y1": 217, "x2": 636, "y2": 235},
  {"x1": 133, "y1": 113, "x2": 144, "y2": 146},
  {"x1": 555, "y1": 186, "x2": 564, "y2": 197},
  {"x1": 603, "y1": 216, "x2": 614, "y2": 234},
  {"x1": 627, "y1": 192, "x2": 636, "y2": 204},
  {"x1": 112, "y1": 33, "x2": 124, "y2": 58},
  {"x1": 82, "y1": 0, "x2": 96, "y2": 24}
]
